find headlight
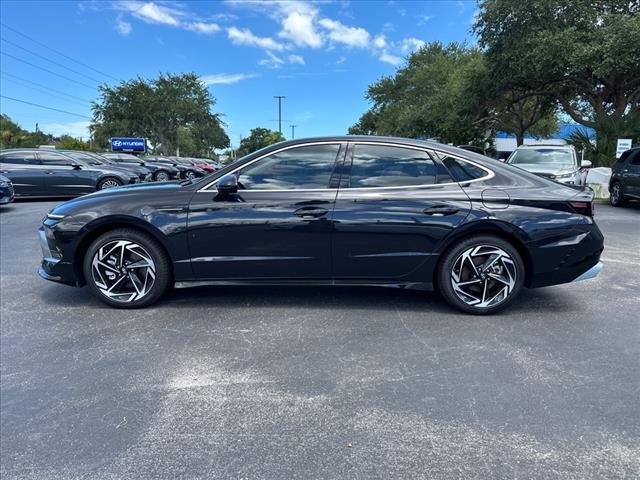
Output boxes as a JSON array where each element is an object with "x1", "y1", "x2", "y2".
[
  {"x1": 0, "y1": 180, "x2": 8, "y2": 187},
  {"x1": 46, "y1": 212, "x2": 65, "y2": 220},
  {"x1": 555, "y1": 172, "x2": 575, "y2": 179}
]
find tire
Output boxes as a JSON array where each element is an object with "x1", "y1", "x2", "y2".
[
  {"x1": 185, "y1": 170, "x2": 197, "y2": 180},
  {"x1": 609, "y1": 181, "x2": 627, "y2": 207},
  {"x1": 437, "y1": 235, "x2": 525, "y2": 315},
  {"x1": 97, "y1": 177, "x2": 122, "y2": 190},
  {"x1": 155, "y1": 170, "x2": 170, "y2": 182},
  {"x1": 83, "y1": 228, "x2": 172, "y2": 308}
]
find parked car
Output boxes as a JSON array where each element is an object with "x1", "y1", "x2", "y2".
[
  {"x1": 101, "y1": 153, "x2": 180, "y2": 182},
  {"x1": 143, "y1": 155, "x2": 207, "y2": 180},
  {"x1": 38, "y1": 136, "x2": 603, "y2": 314},
  {"x1": 506, "y1": 145, "x2": 591, "y2": 185},
  {"x1": 188, "y1": 158, "x2": 216, "y2": 173},
  {"x1": 0, "y1": 174, "x2": 14, "y2": 204},
  {"x1": 0, "y1": 149, "x2": 139, "y2": 197},
  {"x1": 609, "y1": 147, "x2": 640, "y2": 206},
  {"x1": 61, "y1": 150, "x2": 153, "y2": 183}
]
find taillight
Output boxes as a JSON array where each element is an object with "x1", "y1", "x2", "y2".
[{"x1": 569, "y1": 201, "x2": 594, "y2": 217}]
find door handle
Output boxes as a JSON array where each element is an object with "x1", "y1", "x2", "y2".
[
  {"x1": 294, "y1": 207, "x2": 328, "y2": 218},
  {"x1": 423, "y1": 205, "x2": 459, "y2": 216}
]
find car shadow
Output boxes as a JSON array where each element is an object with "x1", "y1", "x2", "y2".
[{"x1": 40, "y1": 282, "x2": 580, "y2": 317}]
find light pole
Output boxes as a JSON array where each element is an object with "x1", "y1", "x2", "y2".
[
  {"x1": 274, "y1": 95, "x2": 286, "y2": 134},
  {"x1": 290, "y1": 124, "x2": 296, "y2": 139}
]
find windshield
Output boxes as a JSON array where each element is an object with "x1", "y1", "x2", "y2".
[{"x1": 508, "y1": 149, "x2": 574, "y2": 167}]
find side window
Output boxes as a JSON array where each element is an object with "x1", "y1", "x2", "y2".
[
  {"x1": 349, "y1": 145, "x2": 436, "y2": 188},
  {"x1": 629, "y1": 151, "x2": 640, "y2": 166},
  {"x1": 238, "y1": 144, "x2": 340, "y2": 190},
  {"x1": 437, "y1": 155, "x2": 489, "y2": 182},
  {"x1": 38, "y1": 152, "x2": 75, "y2": 166},
  {"x1": 617, "y1": 150, "x2": 631, "y2": 164},
  {"x1": 0, "y1": 152, "x2": 38, "y2": 165}
]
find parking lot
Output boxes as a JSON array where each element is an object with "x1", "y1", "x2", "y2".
[{"x1": 0, "y1": 200, "x2": 638, "y2": 479}]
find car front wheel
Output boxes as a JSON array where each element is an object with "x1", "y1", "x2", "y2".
[
  {"x1": 97, "y1": 177, "x2": 122, "y2": 190},
  {"x1": 83, "y1": 228, "x2": 171, "y2": 308},
  {"x1": 155, "y1": 170, "x2": 170, "y2": 182},
  {"x1": 437, "y1": 235, "x2": 525, "y2": 315}
]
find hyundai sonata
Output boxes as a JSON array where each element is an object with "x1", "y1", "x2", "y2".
[{"x1": 38, "y1": 137, "x2": 604, "y2": 314}]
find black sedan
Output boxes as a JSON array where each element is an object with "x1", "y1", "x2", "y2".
[
  {"x1": 63, "y1": 150, "x2": 154, "y2": 183},
  {"x1": 0, "y1": 148, "x2": 139, "y2": 197},
  {"x1": 38, "y1": 136, "x2": 604, "y2": 314},
  {"x1": 101, "y1": 153, "x2": 180, "y2": 182},
  {"x1": 142, "y1": 155, "x2": 207, "y2": 180}
]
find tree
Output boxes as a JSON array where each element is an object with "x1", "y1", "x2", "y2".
[
  {"x1": 91, "y1": 72, "x2": 229, "y2": 156},
  {"x1": 0, "y1": 115, "x2": 54, "y2": 148},
  {"x1": 493, "y1": 93, "x2": 559, "y2": 146},
  {"x1": 56, "y1": 135, "x2": 90, "y2": 151},
  {"x1": 237, "y1": 128, "x2": 285, "y2": 157},
  {"x1": 349, "y1": 43, "x2": 492, "y2": 145},
  {"x1": 475, "y1": 0, "x2": 640, "y2": 164}
]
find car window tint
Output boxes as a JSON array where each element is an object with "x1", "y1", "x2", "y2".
[
  {"x1": 439, "y1": 155, "x2": 488, "y2": 182},
  {"x1": 617, "y1": 150, "x2": 631, "y2": 163},
  {"x1": 436, "y1": 161, "x2": 454, "y2": 184},
  {"x1": 239, "y1": 144, "x2": 340, "y2": 190},
  {"x1": 0, "y1": 151, "x2": 38, "y2": 164},
  {"x1": 630, "y1": 151, "x2": 640, "y2": 166},
  {"x1": 38, "y1": 152, "x2": 75, "y2": 166},
  {"x1": 349, "y1": 145, "x2": 436, "y2": 188}
]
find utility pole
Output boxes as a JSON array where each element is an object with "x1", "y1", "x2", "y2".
[
  {"x1": 290, "y1": 124, "x2": 296, "y2": 139},
  {"x1": 274, "y1": 96, "x2": 286, "y2": 134}
]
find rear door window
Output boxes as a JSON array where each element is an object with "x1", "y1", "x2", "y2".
[
  {"x1": 0, "y1": 151, "x2": 38, "y2": 164},
  {"x1": 348, "y1": 144, "x2": 436, "y2": 188}
]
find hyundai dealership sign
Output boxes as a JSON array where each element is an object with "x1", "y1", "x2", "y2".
[{"x1": 110, "y1": 137, "x2": 146, "y2": 152}]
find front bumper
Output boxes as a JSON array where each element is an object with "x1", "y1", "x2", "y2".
[
  {"x1": 38, "y1": 226, "x2": 76, "y2": 286},
  {"x1": 0, "y1": 185, "x2": 14, "y2": 204},
  {"x1": 572, "y1": 261, "x2": 603, "y2": 282}
]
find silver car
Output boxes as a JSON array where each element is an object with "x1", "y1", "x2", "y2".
[{"x1": 506, "y1": 145, "x2": 591, "y2": 185}]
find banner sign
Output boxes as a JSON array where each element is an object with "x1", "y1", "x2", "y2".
[
  {"x1": 111, "y1": 137, "x2": 146, "y2": 152},
  {"x1": 615, "y1": 139, "x2": 632, "y2": 158}
]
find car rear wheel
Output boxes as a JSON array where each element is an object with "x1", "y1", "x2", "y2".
[
  {"x1": 437, "y1": 235, "x2": 525, "y2": 315},
  {"x1": 155, "y1": 170, "x2": 170, "y2": 182},
  {"x1": 83, "y1": 228, "x2": 171, "y2": 308},
  {"x1": 609, "y1": 182, "x2": 627, "y2": 207},
  {"x1": 185, "y1": 170, "x2": 197, "y2": 180},
  {"x1": 97, "y1": 177, "x2": 122, "y2": 190}
]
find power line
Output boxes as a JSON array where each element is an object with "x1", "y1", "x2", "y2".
[
  {"x1": 0, "y1": 51, "x2": 97, "y2": 90},
  {"x1": 0, "y1": 72, "x2": 92, "y2": 103},
  {"x1": 0, "y1": 95, "x2": 91, "y2": 119},
  {"x1": 0, "y1": 22, "x2": 119, "y2": 82},
  {"x1": 1, "y1": 37, "x2": 102, "y2": 84},
  {"x1": 1, "y1": 75, "x2": 90, "y2": 108}
]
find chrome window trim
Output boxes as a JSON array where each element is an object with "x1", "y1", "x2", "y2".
[{"x1": 197, "y1": 140, "x2": 495, "y2": 193}]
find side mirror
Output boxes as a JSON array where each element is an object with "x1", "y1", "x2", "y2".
[
  {"x1": 72, "y1": 163, "x2": 82, "y2": 169},
  {"x1": 216, "y1": 173, "x2": 238, "y2": 195},
  {"x1": 581, "y1": 160, "x2": 592, "y2": 168}
]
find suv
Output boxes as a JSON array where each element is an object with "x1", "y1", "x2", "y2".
[
  {"x1": 506, "y1": 145, "x2": 590, "y2": 186},
  {"x1": 609, "y1": 147, "x2": 640, "y2": 207}
]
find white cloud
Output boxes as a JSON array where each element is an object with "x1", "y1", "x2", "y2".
[
  {"x1": 200, "y1": 73, "x2": 258, "y2": 85},
  {"x1": 373, "y1": 34, "x2": 386, "y2": 49},
  {"x1": 227, "y1": 26, "x2": 284, "y2": 51},
  {"x1": 259, "y1": 51, "x2": 286, "y2": 68},
  {"x1": 319, "y1": 18, "x2": 370, "y2": 48},
  {"x1": 279, "y1": 11, "x2": 322, "y2": 48},
  {"x1": 40, "y1": 121, "x2": 91, "y2": 140},
  {"x1": 187, "y1": 22, "x2": 221, "y2": 35},
  {"x1": 379, "y1": 52, "x2": 402, "y2": 65},
  {"x1": 400, "y1": 37, "x2": 425, "y2": 54},
  {"x1": 116, "y1": 1, "x2": 182, "y2": 26},
  {"x1": 287, "y1": 54, "x2": 305, "y2": 65},
  {"x1": 114, "y1": 16, "x2": 132, "y2": 35}
]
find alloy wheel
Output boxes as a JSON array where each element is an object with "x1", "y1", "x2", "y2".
[
  {"x1": 612, "y1": 183, "x2": 620, "y2": 203},
  {"x1": 450, "y1": 245, "x2": 517, "y2": 309},
  {"x1": 100, "y1": 179, "x2": 120, "y2": 189},
  {"x1": 91, "y1": 240, "x2": 156, "y2": 303},
  {"x1": 186, "y1": 171, "x2": 196, "y2": 180},
  {"x1": 156, "y1": 171, "x2": 170, "y2": 181}
]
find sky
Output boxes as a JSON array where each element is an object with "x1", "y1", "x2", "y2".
[{"x1": 0, "y1": 0, "x2": 478, "y2": 148}]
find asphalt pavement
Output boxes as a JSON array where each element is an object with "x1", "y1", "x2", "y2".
[{"x1": 1, "y1": 200, "x2": 639, "y2": 479}]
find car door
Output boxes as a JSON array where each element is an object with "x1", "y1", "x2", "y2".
[
  {"x1": 331, "y1": 142, "x2": 472, "y2": 280},
  {"x1": 187, "y1": 142, "x2": 345, "y2": 280},
  {"x1": 37, "y1": 151, "x2": 95, "y2": 196},
  {"x1": 0, "y1": 151, "x2": 44, "y2": 196}
]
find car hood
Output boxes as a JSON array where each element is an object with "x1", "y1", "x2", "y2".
[
  {"x1": 49, "y1": 182, "x2": 184, "y2": 217},
  {"x1": 510, "y1": 163, "x2": 576, "y2": 176}
]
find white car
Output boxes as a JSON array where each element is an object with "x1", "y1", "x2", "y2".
[{"x1": 506, "y1": 145, "x2": 591, "y2": 186}]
